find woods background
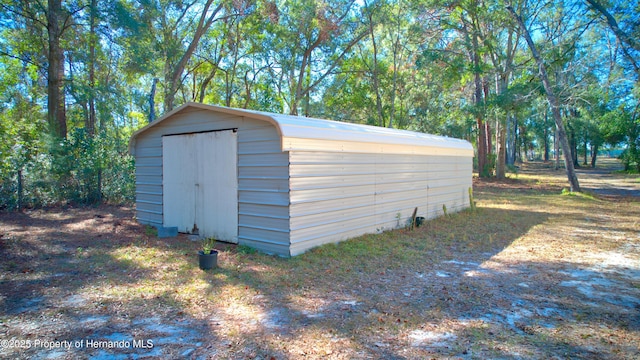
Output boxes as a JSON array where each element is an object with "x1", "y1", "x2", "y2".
[{"x1": 0, "y1": 0, "x2": 638, "y2": 209}]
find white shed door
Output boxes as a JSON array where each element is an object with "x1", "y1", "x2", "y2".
[{"x1": 162, "y1": 130, "x2": 238, "y2": 243}]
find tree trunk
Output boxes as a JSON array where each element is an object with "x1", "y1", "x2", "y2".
[
  {"x1": 17, "y1": 169, "x2": 23, "y2": 211},
  {"x1": 364, "y1": 0, "x2": 384, "y2": 127},
  {"x1": 544, "y1": 130, "x2": 549, "y2": 162},
  {"x1": 87, "y1": 0, "x2": 97, "y2": 138},
  {"x1": 47, "y1": 0, "x2": 66, "y2": 138},
  {"x1": 583, "y1": 137, "x2": 588, "y2": 166},
  {"x1": 506, "y1": 113, "x2": 516, "y2": 165},
  {"x1": 388, "y1": 36, "x2": 399, "y2": 128},
  {"x1": 473, "y1": 53, "x2": 486, "y2": 176},
  {"x1": 485, "y1": 121, "x2": 492, "y2": 163},
  {"x1": 495, "y1": 117, "x2": 507, "y2": 179},
  {"x1": 199, "y1": 69, "x2": 217, "y2": 103},
  {"x1": 543, "y1": 112, "x2": 550, "y2": 162},
  {"x1": 569, "y1": 125, "x2": 579, "y2": 167},
  {"x1": 243, "y1": 71, "x2": 251, "y2": 108},
  {"x1": 149, "y1": 78, "x2": 158, "y2": 123},
  {"x1": 591, "y1": 144, "x2": 598, "y2": 168},
  {"x1": 508, "y1": 6, "x2": 580, "y2": 192},
  {"x1": 554, "y1": 126, "x2": 560, "y2": 170},
  {"x1": 387, "y1": 4, "x2": 404, "y2": 129},
  {"x1": 469, "y1": 26, "x2": 487, "y2": 177}
]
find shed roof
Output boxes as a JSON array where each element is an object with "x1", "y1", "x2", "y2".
[{"x1": 129, "y1": 102, "x2": 473, "y2": 157}]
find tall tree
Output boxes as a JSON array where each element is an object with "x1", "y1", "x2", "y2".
[
  {"x1": 454, "y1": 0, "x2": 491, "y2": 177},
  {"x1": 363, "y1": 0, "x2": 385, "y2": 127},
  {"x1": 2, "y1": 0, "x2": 74, "y2": 138},
  {"x1": 47, "y1": 0, "x2": 68, "y2": 138},
  {"x1": 507, "y1": 4, "x2": 581, "y2": 192},
  {"x1": 266, "y1": 0, "x2": 367, "y2": 115},
  {"x1": 483, "y1": 5, "x2": 520, "y2": 179},
  {"x1": 87, "y1": 0, "x2": 97, "y2": 136},
  {"x1": 163, "y1": 0, "x2": 225, "y2": 112}
]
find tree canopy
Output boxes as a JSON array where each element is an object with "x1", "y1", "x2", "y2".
[{"x1": 0, "y1": 0, "x2": 638, "y2": 208}]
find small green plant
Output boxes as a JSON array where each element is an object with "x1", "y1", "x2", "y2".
[
  {"x1": 237, "y1": 244, "x2": 257, "y2": 255},
  {"x1": 561, "y1": 189, "x2": 597, "y2": 200},
  {"x1": 144, "y1": 225, "x2": 157, "y2": 237},
  {"x1": 468, "y1": 187, "x2": 476, "y2": 212},
  {"x1": 442, "y1": 204, "x2": 448, "y2": 217},
  {"x1": 202, "y1": 237, "x2": 217, "y2": 254}
]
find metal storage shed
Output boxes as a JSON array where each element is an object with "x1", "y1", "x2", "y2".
[{"x1": 129, "y1": 102, "x2": 474, "y2": 256}]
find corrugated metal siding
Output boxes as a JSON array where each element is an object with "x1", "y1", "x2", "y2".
[
  {"x1": 237, "y1": 126, "x2": 290, "y2": 254},
  {"x1": 289, "y1": 152, "x2": 472, "y2": 256},
  {"x1": 133, "y1": 109, "x2": 290, "y2": 256}
]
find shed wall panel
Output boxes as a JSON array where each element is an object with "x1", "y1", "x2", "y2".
[
  {"x1": 239, "y1": 214, "x2": 290, "y2": 232},
  {"x1": 133, "y1": 109, "x2": 290, "y2": 255},
  {"x1": 290, "y1": 194, "x2": 375, "y2": 217},
  {"x1": 239, "y1": 153, "x2": 290, "y2": 167},
  {"x1": 238, "y1": 140, "x2": 282, "y2": 154},
  {"x1": 290, "y1": 174, "x2": 375, "y2": 190},
  {"x1": 237, "y1": 237, "x2": 290, "y2": 256},
  {"x1": 238, "y1": 203, "x2": 289, "y2": 219},
  {"x1": 239, "y1": 178, "x2": 289, "y2": 192},
  {"x1": 135, "y1": 184, "x2": 162, "y2": 196},
  {"x1": 136, "y1": 210, "x2": 163, "y2": 226},
  {"x1": 289, "y1": 225, "x2": 379, "y2": 256},
  {"x1": 289, "y1": 151, "x2": 471, "y2": 252},
  {"x1": 239, "y1": 166, "x2": 289, "y2": 179},
  {"x1": 134, "y1": 156, "x2": 162, "y2": 167}
]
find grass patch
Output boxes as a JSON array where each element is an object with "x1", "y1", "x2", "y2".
[{"x1": 561, "y1": 188, "x2": 598, "y2": 200}]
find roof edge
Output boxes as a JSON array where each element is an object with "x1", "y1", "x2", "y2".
[
  {"x1": 129, "y1": 102, "x2": 473, "y2": 157},
  {"x1": 128, "y1": 102, "x2": 283, "y2": 155}
]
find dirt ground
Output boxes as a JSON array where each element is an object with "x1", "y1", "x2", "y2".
[{"x1": 0, "y1": 159, "x2": 639, "y2": 359}]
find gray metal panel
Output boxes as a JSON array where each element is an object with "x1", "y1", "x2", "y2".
[
  {"x1": 238, "y1": 190, "x2": 289, "y2": 206},
  {"x1": 239, "y1": 214, "x2": 289, "y2": 232},
  {"x1": 239, "y1": 166, "x2": 289, "y2": 180},
  {"x1": 133, "y1": 109, "x2": 291, "y2": 256},
  {"x1": 135, "y1": 156, "x2": 162, "y2": 167},
  {"x1": 135, "y1": 166, "x2": 162, "y2": 176},
  {"x1": 238, "y1": 203, "x2": 289, "y2": 219},
  {"x1": 239, "y1": 226, "x2": 289, "y2": 243},
  {"x1": 239, "y1": 153, "x2": 290, "y2": 167},
  {"x1": 137, "y1": 210, "x2": 163, "y2": 226},
  {"x1": 135, "y1": 184, "x2": 162, "y2": 196},
  {"x1": 239, "y1": 178, "x2": 289, "y2": 192},
  {"x1": 238, "y1": 140, "x2": 282, "y2": 154},
  {"x1": 134, "y1": 146, "x2": 162, "y2": 157},
  {"x1": 237, "y1": 237, "x2": 291, "y2": 257},
  {"x1": 137, "y1": 201, "x2": 162, "y2": 215}
]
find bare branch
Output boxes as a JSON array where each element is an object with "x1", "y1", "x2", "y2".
[
  {"x1": 0, "y1": 2, "x2": 47, "y2": 28},
  {"x1": 0, "y1": 49, "x2": 40, "y2": 67}
]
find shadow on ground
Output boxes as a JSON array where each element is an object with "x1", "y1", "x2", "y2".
[{"x1": 1, "y1": 161, "x2": 638, "y2": 359}]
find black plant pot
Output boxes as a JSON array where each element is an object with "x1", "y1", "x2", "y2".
[
  {"x1": 415, "y1": 216, "x2": 425, "y2": 227},
  {"x1": 198, "y1": 250, "x2": 218, "y2": 270}
]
